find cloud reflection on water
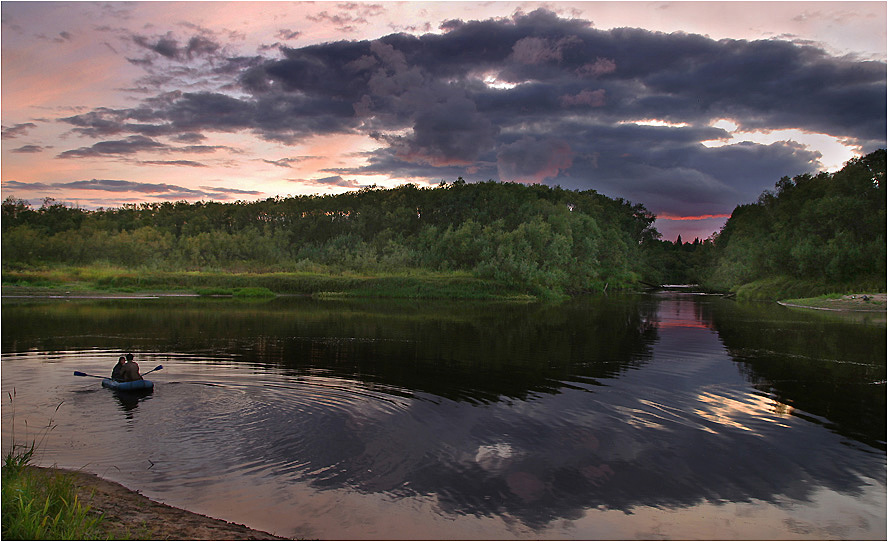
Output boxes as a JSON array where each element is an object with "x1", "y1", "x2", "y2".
[{"x1": 1, "y1": 293, "x2": 884, "y2": 538}]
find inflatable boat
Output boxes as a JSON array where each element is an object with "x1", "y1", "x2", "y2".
[{"x1": 101, "y1": 378, "x2": 154, "y2": 391}]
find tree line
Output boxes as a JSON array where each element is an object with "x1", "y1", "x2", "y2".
[
  {"x1": 3, "y1": 150, "x2": 884, "y2": 298},
  {"x1": 640, "y1": 149, "x2": 886, "y2": 294},
  {"x1": 705, "y1": 149, "x2": 885, "y2": 292},
  {"x1": 2, "y1": 179, "x2": 658, "y2": 297}
]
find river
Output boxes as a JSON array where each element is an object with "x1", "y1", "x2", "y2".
[{"x1": 1, "y1": 291, "x2": 885, "y2": 539}]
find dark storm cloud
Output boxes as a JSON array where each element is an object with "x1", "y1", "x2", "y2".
[
  {"x1": 61, "y1": 90, "x2": 357, "y2": 144},
  {"x1": 551, "y1": 125, "x2": 822, "y2": 216},
  {"x1": 496, "y1": 136, "x2": 573, "y2": 183},
  {"x1": 55, "y1": 8, "x2": 885, "y2": 222}
]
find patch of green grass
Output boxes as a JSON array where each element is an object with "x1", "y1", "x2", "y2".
[
  {"x1": 195, "y1": 287, "x2": 235, "y2": 296},
  {"x1": 2, "y1": 465, "x2": 106, "y2": 540},
  {"x1": 2, "y1": 393, "x2": 106, "y2": 540},
  {"x1": 732, "y1": 276, "x2": 885, "y2": 301},
  {"x1": 233, "y1": 286, "x2": 276, "y2": 298},
  {"x1": 3, "y1": 265, "x2": 536, "y2": 300}
]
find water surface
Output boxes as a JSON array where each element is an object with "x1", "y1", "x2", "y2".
[{"x1": 2, "y1": 293, "x2": 884, "y2": 539}]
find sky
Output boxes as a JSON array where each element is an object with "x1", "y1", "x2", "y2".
[{"x1": 2, "y1": 1, "x2": 885, "y2": 241}]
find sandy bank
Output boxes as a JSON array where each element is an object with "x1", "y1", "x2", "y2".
[{"x1": 27, "y1": 466, "x2": 286, "y2": 540}]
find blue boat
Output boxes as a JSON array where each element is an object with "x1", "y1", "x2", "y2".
[{"x1": 102, "y1": 378, "x2": 154, "y2": 391}]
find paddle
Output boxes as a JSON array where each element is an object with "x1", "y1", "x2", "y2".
[
  {"x1": 73, "y1": 371, "x2": 104, "y2": 379},
  {"x1": 74, "y1": 365, "x2": 163, "y2": 379},
  {"x1": 141, "y1": 365, "x2": 163, "y2": 376}
]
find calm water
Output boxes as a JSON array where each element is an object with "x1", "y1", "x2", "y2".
[{"x1": 2, "y1": 292, "x2": 885, "y2": 539}]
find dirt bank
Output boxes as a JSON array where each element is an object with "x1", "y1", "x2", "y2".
[{"x1": 28, "y1": 466, "x2": 286, "y2": 540}]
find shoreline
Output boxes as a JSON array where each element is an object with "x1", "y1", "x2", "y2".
[
  {"x1": 28, "y1": 466, "x2": 286, "y2": 540},
  {"x1": 777, "y1": 293, "x2": 886, "y2": 312}
]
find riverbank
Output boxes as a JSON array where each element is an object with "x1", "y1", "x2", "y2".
[
  {"x1": 778, "y1": 293, "x2": 887, "y2": 312},
  {"x1": 26, "y1": 466, "x2": 285, "y2": 540},
  {"x1": 723, "y1": 275, "x2": 886, "y2": 301},
  {"x1": 1, "y1": 266, "x2": 541, "y2": 301}
]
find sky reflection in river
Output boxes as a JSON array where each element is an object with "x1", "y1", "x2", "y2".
[{"x1": 2, "y1": 292, "x2": 884, "y2": 539}]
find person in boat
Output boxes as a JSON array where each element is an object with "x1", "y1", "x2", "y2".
[
  {"x1": 121, "y1": 353, "x2": 142, "y2": 382},
  {"x1": 111, "y1": 356, "x2": 127, "y2": 381}
]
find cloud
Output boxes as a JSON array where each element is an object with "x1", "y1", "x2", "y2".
[
  {"x1": 384, "y1": 92, "x2": 500, "y2": 166},
  {"x1": 55, "y1": 134, "x2": 231, "y2": 160},
  {"x1": 141, "y1": 160, "x2": 208, "y2": 167},
  {"x1": 497, "y1": 137, "x2": 574, "y2": 183},
  {"x1": 306, "y1": 3, "x2": 386, "y2": 33},
  {"x1": 510, "y1": 35, "x2": 579, "y2": 65},
  {"x1": 197, "y1": 185, "x2": 262, "y2": 196},
  {"x1": 11, "y1": 145, "x2": 45, "y2": 154},
  {"x1": 173, "y1": 132, "x2": 207, "y2": 143},
  {"x1": 2, "y1": 178, "x2": 259, "y2": 200},
  {"x1": 277, "y1": 29, "x2": 301, "y2": 41},
  {"x1": 264, "y1": 157, "x2": 315, "y2": 168},
  {"x1": 560, "y1": 89, "x2": 606, "y2": 107},
  {"x1": 2, "y1": 122, "x2": 37, "y2": 139},
  {"x1": 131, "y1": 32, "x2": 221, "y2": 61},
  {"x1": 2, "y1": 180, "x2": 53, "y2": 191},
  {"x1": 302, "y1": 175, "x2": 365, "y2": 189},
  {"x1": 50, "y1": 8, "x2": 885, "y2": 223},
  {"x1": 57, "y1": 135, "x2": 168, "y2": 158},
  {"x1": 577, "y1": 58, "x2": 617, "y2": 77}
]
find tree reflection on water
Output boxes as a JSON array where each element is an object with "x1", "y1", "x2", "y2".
[{"x1": 2, "y1": 293, "x2": 884, "y2": 537}]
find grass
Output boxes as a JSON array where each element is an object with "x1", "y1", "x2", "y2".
[
  {"x1": 2, "y1": 464, "x2": 106, "y2": 540},
  {"x1": 2, "y1": 392, "x2": 107, "y2": 540},
  {"x1": 233, "y1": 287, "x2": 276, "y2": 298},
  {"x1": 2, "y1": 265, "x2": 535, "y2": 300},
  {"x1": 729, "y1": 275, "x2": 886, "y2": 301},
  {"x1": 782, "y1": 292, "x2": 885, "y2": 309},
  {"x1": 195, "y1": 287, "x2": 277, "y2": 298}
]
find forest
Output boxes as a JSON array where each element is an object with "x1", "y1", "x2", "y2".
[
  {"x1": 2, "y1": 179, "x2": 657, "y2": 299},
  {"x1": 2, "y1": 150, "x2": 884, "y2": 300},
  {"x1": 702, "y1": 149, "x2": 885, "y2": 298}
]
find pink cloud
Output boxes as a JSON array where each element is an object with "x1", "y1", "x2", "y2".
[
  {"x1": 510, "y1": 35, "x2": 580, "y2": 64},
  {"x1": 577, "y1": 57, "x2": 617, "y2": 76},
  {"x1": 560, "y1": 89, "x2": 606, "y2": 107}
]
